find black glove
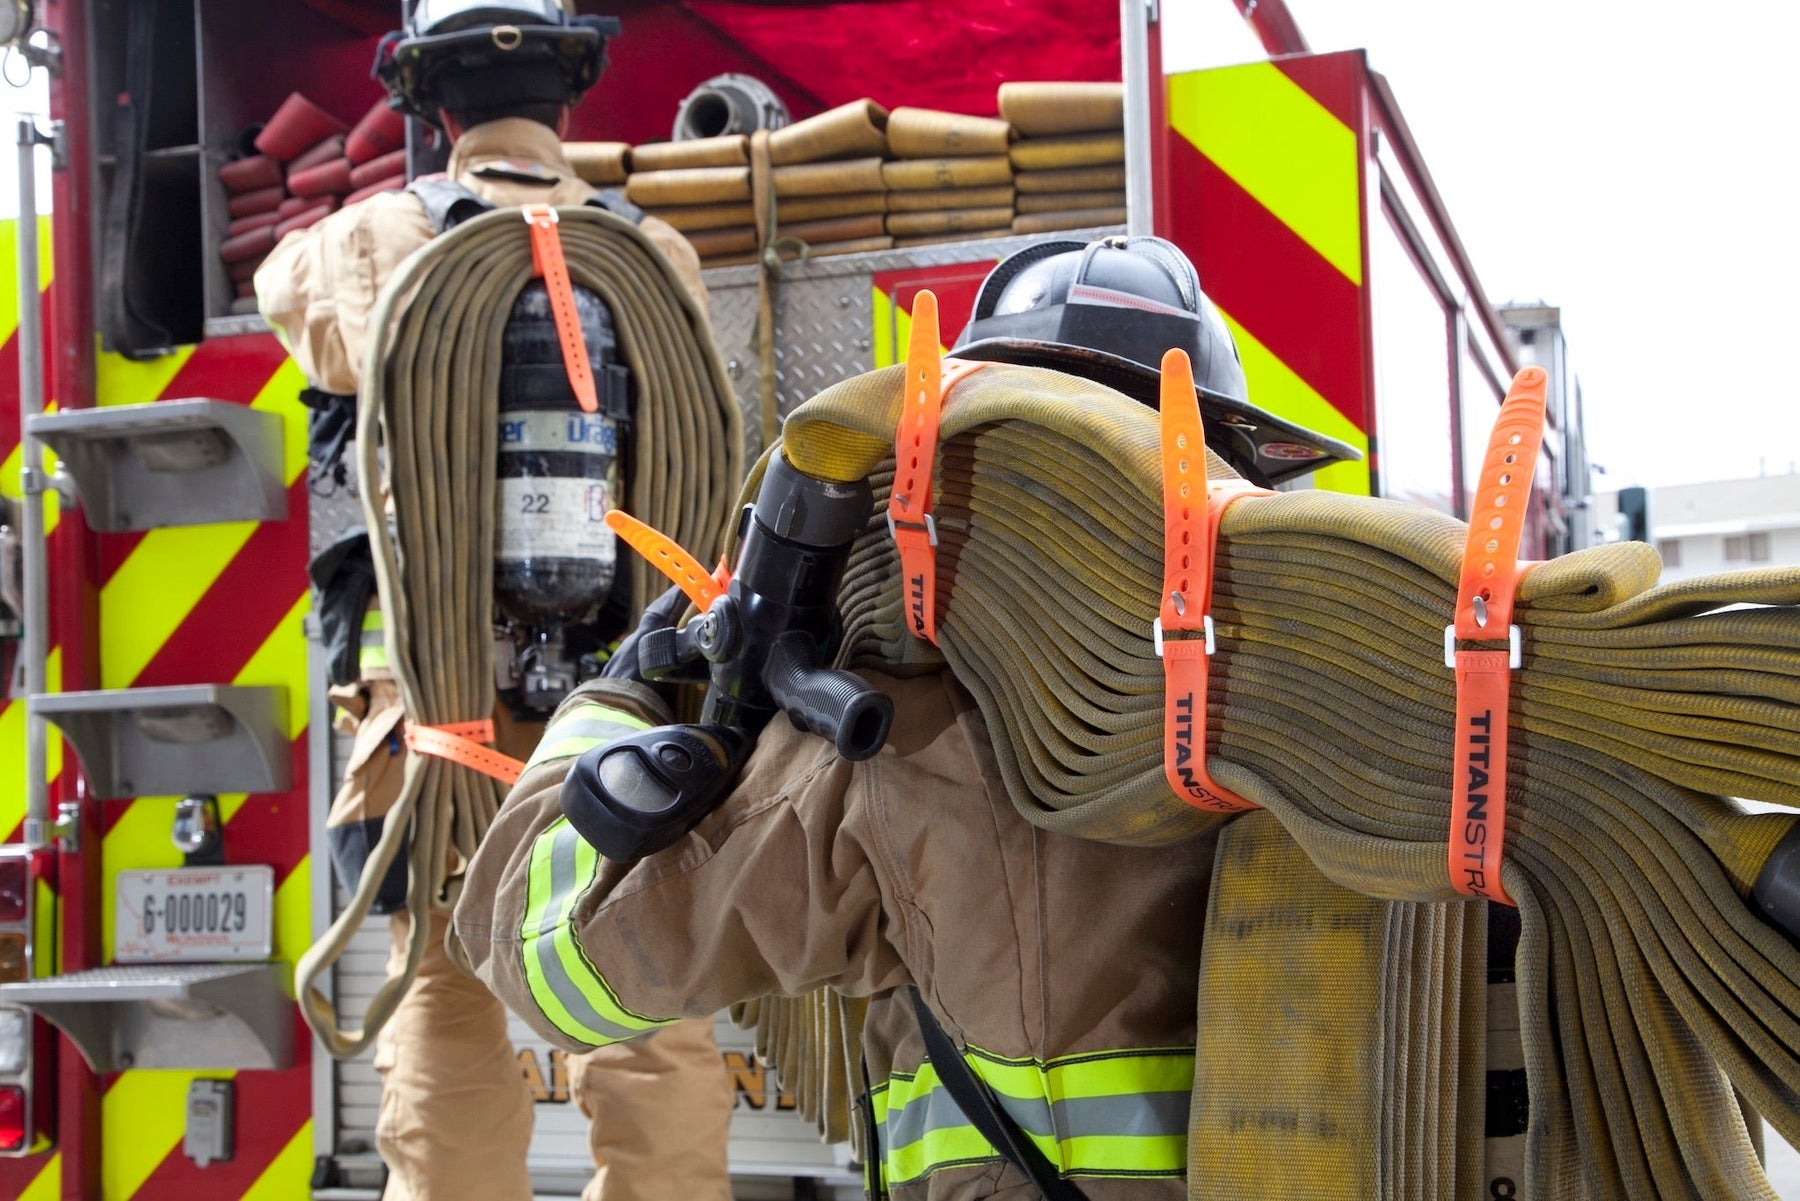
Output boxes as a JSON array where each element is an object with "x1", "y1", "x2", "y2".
[{"x1": 602, "y1": 584, "x2": 691, "y2": 684}]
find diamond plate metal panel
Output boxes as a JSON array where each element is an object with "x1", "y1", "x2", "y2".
[{"x1": 702, "y1": 226, "x2": 1124, "y2": 458}]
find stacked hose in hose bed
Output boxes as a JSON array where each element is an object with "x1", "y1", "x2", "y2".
[
  {"x1": 295, "y1": 206, "x2": 743, "y2": 1057},
  {"x1": 760, "y1": 358, "x2": 1800, "y2": 1200}
]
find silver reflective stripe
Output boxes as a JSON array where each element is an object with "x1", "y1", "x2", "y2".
[{"x1": 523, "y1": 820, "x2": 651, "y2": 1043}]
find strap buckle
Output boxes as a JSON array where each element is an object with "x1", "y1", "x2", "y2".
[
  {"x1": 1443, "y1": 623, "x2": 1521, "y2": 670},
  {"x1": 1152, "y1": 613, "x2": 1214, "y2": 658},
  {"x1": 885, "y1": 510, "x2": 937, "y2": 547}
]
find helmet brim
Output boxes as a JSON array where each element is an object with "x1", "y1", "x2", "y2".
[{"x1": 952, "y1": 336, "x2": 1361, "y2": 486}]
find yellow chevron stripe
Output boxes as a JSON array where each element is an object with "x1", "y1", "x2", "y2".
[
  {"x1": 1169, "y1": 63, "x2": 1362, "y2": 285},
  {"x1": 234, "y1": 591, "x2": 312, "y2": 739},
  {"x1": 94, "y1": 342, "x2": 197, "y2": 408},
  {"x1": 872, "y1": 288, "x2": 898, "y2": 367},
  {"x1": 274, "y1": 855, "x2": 311, "y2": 963},
  {"x1": 0, "y1": 215, "x2": 55, "y2": 342},
  {"x1": 101, "y1": 1068, "x2": 234, "y2": 1198},
  {"x1": 16, "y1": 1152, "x2": 58, "y2": 1201},
  {"x1": 240, "y1": 1120, "x2": 315, "y2": 1200},
  {"x1": 249, "y1": 355, "x2": 311, "y2": 486},
  {"x1": 99, "y1": 518, "x2": 260, "y2": 689},
  {"x1": 0, "y1": 647, "x2": 64, "y2": 837},
  {"x1": 2, "y1": 400, "x2": 59, "y2": 532},
  {"x1": 1217, "y1": 306, "x2": 1370, "y2": 496}
]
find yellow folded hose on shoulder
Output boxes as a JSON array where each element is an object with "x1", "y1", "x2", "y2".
[
  {"x1": 295, "y1": 206, "x2": 743, "y2": 1057},
  {"x1": 765, "y1": 346, "x2": 1800, "y2": 1201}
]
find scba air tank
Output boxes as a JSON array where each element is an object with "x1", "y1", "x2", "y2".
[{"x1": 494, "y1": 280, "x2": 631, "y2": 627}]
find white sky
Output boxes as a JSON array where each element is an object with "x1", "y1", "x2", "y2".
[
  {"x1": 1166, "y1": 0, "x2": 1800, "y2": 489},
  {"x1": 5, "y1": 7, "x2": 1797, "y2": 488}
]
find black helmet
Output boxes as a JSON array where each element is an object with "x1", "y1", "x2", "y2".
[
  {"x1": 374, "y1": 1, "x2": 621, "y2": 128},
  {"x1": 953, "y1": 235, "x2": 1358, "y2": 485}
]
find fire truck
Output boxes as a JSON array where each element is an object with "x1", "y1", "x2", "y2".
[{"x1": 0, "y1": 0, "x2": 1584, "y2": 1196}]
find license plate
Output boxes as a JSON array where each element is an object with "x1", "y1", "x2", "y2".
[{"x1": 113, "y1": 866, "x2": 274, "y2": 963}]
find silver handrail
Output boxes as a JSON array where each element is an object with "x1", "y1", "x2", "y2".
[{"x1": 16, "y1": 114, "x2": 53, "y2": 849}]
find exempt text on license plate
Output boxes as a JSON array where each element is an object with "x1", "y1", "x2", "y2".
[{"x1": 114, "y1": 866, "x2": 275, "y2": 963}]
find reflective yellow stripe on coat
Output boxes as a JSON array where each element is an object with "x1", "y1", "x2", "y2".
[
  {"x1": 518, "y1": 697, "x2": 668, "y2": 1044},
  {"x1": 871, "y1": 1046, "x2": 1192, "y2": 1187},
  {"x1": 520, "y1": 816, "x2": 681, "y2": 1045},
  {"x1": 358, "y1": 606, "x2": 387, "y2": 672}
]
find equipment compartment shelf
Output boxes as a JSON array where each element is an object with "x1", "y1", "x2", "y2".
[
  {"x1": 31, "y1": 684, "x2": 290, "y2": 798},
  {"x1": 27, "y1": 398, "x2": 286, "y2": 531},
  {"x1": 0, "y1": 962, "x2": 293, "y2": 1072}
]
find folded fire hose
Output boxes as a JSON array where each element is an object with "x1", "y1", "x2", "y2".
[
  {"x1": 295, "y1": 205, "x2": 742, "y2": 1057},
  {"x1": 725, "y1": 335, "x2": 1800, "y2": 1200}
]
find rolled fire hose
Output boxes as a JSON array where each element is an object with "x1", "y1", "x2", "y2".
[
  {"x1": 294, "y1": 205, "x2": 743, "y2": 1057},
  {"x1": 745, "y1": 358, "x2": 1800, "y2": 1200}
]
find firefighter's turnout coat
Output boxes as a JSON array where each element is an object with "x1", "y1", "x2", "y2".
[
  {"x1": 457, "y1": 669, "x2": 1215, "y2": 1199},
  {"x1": 255, "y1": 118, "x2": 732, "y2": 1201}
]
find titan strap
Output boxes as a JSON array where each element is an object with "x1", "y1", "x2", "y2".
[
  {"x1": 294, "y1": 205, "x2": 742, "y2": 1059},
  {"x1": 1155, "y1": 347, "x2": 1270, "y2": 813},
  {"x1": 753, "y1": 358, "x2": 1800, "y2": 1199},
  {"x1": 604, "y1": 509, "x2": 728, "y2": 611},
  {"x1": 908, "y1": 988, "x2": 1091, "y2": 1201},
  {"x1": 888, "y1": 291, "x2": 987, "y2": 645},
  {"x1": 405, "y1": 718, "x2": 526, "y2": 787},
  {"x1": 1444, "y1": 365, "x2": 1548, "y2": 907},
  {"x1": 522, "y1": 205, "x2": 599, "y2": 414}
]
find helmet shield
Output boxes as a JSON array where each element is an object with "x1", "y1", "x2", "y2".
[
  {"x1": 954, "y1": 236, "x2": 1359, "y2": 485},
  {"x1": 374, "y1": 1, "x2": 619, "y2": 127}
]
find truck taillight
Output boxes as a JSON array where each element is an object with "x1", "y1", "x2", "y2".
[
  {"x1": 0, "y1": 848, "x2": 47, "y2": 1156},
  {"x1": 0, "y1": 1084, "x2": 25, "y2": 1153},
  {"x1": 0, "y1": 1009, "x2": 23, "y2": 1075},
  {"x1": 0, "y1": 858, "x2": 24, "y2": 924},
  {"x1": 0, "y1": 934, "x2": 25, "y2": 984}
]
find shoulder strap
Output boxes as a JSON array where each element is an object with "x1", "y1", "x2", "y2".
[
  {"x1": 586, "y1": 187, "x2": 645, "y2": 226},
  {"x1": 907, "y1": 987, "x2": 1091, "y2": 1201},
  {"x1": 406, "y1": 177, "x2": 494, "y2": 234}
]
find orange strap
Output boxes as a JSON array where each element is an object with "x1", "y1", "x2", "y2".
[
  {"x1": 405, "y1": 719, "x2": 526, "y2": 787},
  {"x1": 888, "y1": 289, "x2": 985, "y2": 644},
  {"x1": 523, "y1": 205, "x2": 598, "y2": 415},
  {"x1": 1157, "y1": 348, "x2": 1271, "y2": 813},
  {"x1": 604, "y1": 509, "x2": 728, "y2": 611},
  {"x1": 1445, "y1": 364, "x2": 1548, "y2": 907}
]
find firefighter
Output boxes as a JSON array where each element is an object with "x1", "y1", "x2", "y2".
[
  {"x1": 254, "y1": 3, "x2": 733, "y2": 1200},
  {"x1": 453, "y1": 236, "x2": 1353, "y2": 1198}
]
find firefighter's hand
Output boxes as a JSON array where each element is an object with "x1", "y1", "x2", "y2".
[{"x1": 603, "y1": 584, "x2": 690, "y2": 684}]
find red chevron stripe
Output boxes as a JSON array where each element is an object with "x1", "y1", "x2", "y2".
[
  {"x1": 1167, "y1": 134, "x2": 1368, "y2": 432},
  {"x1": 0, "y1": 280, "x2": 58, "y2": 459},
  {"x1": 125, "y1": 1015, "x2": 313, "y2": 1199},
  {"x1": 127, "y1": 476, "x2": 310, "y2": 690},
  {"x1": 1273, "y1": 50, "x2": 1364, "y2": 132},
  {"x1": 155, "y1": 336, "x2": 291, "y2": 406},
  {"x1": 220, "y1": 732, "x2": 312, "y2": 889}
]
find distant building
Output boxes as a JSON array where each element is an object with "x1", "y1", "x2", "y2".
[
  {"x1": 1499, "y1": 304, "x2": 1592, "y2": 555},
  {"x1": 1592, "y1": 473, "x2": 1800, "y2": 583}
]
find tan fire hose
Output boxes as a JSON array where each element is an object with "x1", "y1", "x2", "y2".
[
  {"x1": 294, "y1": 205, "x2": 743, "y2": 1058},
  {"x1": 747, "y1": 359, "x2": 1800, "y2": 1200}
]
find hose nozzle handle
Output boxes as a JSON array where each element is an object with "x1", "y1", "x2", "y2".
[{"x1": 763, "y1": 631, "x2": 894, "y2": 761}]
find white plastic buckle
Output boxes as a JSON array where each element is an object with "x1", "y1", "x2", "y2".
[
  {"x1": 1153, "y1": 614, "x2": 1215, "y2": 658},
  {"x1": 524, "y1": 205, "x2": 559, "y2": 224},
  {"x1": 886, "y1": 509, "x2": 938, "y2": 547},
  {"x1": 1443, "y1": 624, "x2": 1522, "y2": 670}
]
